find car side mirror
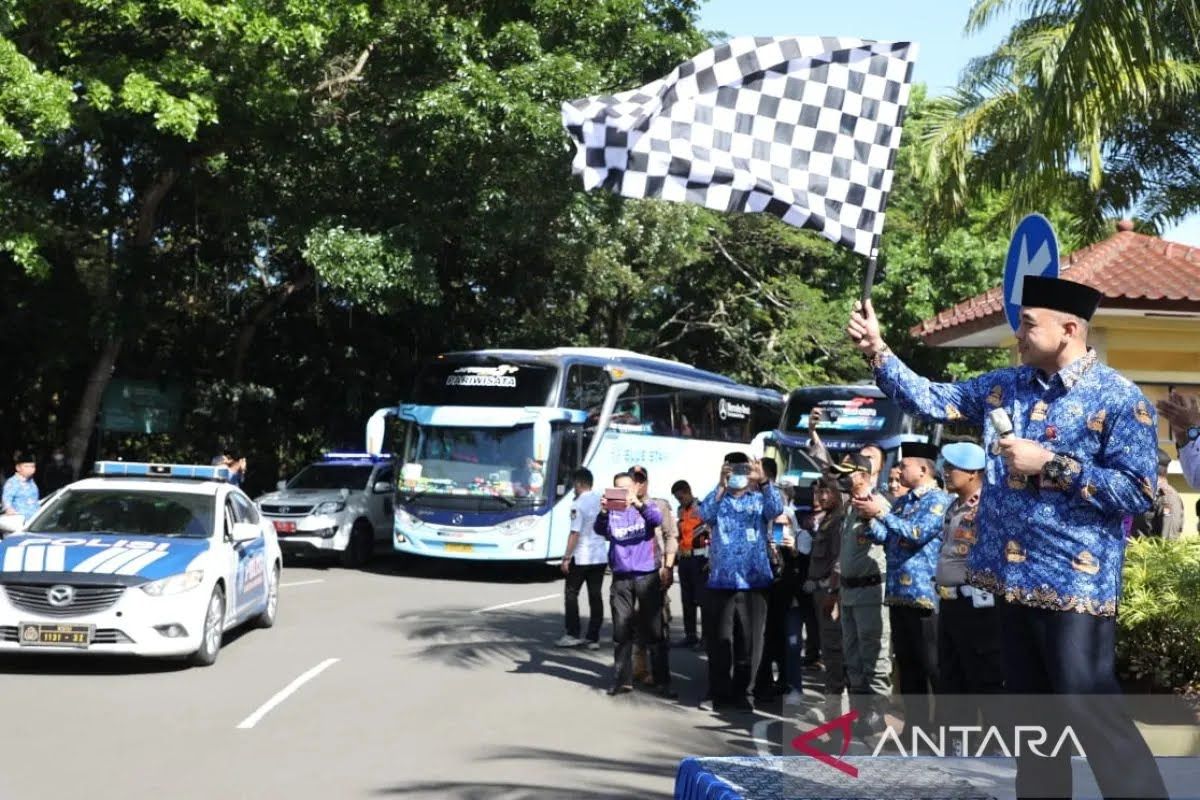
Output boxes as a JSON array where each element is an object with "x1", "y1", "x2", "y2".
[
  {"x1": 373, "y1": 481, "x2": 392, "y2": 494},
  {"x1": 276, "y1": 480, "x2": 287, "y2": 491},
  {"x1": 231, "y1": 522, "x2": 261, "y2": 543}
]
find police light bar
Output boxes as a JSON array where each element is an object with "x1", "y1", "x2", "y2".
[
  {"x1": 93, "y1": 461, "x2": 231, "y2": 481},
  {"x1": 322, "y1": 452, "x2": 389, "y2": 461}
]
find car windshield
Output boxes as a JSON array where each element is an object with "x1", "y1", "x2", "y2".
[
  {"x1": 401, "y1": 425, "x2": 545, "y2": 500},
  {"x1": 286, "y1": 465, "x2": 373, "y2": 491},
  {"x1": 26, "y1": 489, "x2": 215, "y2": 538}
]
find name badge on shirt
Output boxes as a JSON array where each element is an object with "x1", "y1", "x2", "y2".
[{"x1": 745, "y1": 527, "x2": 758, "y2": 543}]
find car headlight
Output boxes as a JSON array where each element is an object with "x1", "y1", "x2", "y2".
[
  {"x1": 395, "y1": 507, "x2": 420, "y2": 527},
  {"x1": 313, "y1": 500, "x2": 346, "y2": 515},
  {"x1": 498, "y1": 515, "x2": 539, "y2": 534},
  {"x1": 141, "y1": 570, "x2": 205, "y2": 597}
]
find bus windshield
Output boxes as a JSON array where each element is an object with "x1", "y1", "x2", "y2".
[
  {"x1": 411, "y1": 360, "x2": 559, "y2": 407},
  {"x1": 781, "y1": 387, "x2": 908, "y2": 446},
  {"x1": 401, "y1": 425, "x2": 546, "y2": 500}
]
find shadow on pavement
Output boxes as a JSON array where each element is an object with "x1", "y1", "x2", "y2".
[{"x1": 372, "y1": 745, "x2": 681, "y2": 799}]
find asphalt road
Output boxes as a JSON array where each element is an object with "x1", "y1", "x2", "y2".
[{"x1": 0, "y1": 554, "x2": 787, "y2": 800}]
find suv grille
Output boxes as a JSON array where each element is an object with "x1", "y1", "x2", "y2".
[
  {"x1": 3, "y1": 584, "x2": 125, "y2": 617},
  {"x1": 261, "y1": 504, "x2": 313, "y2": 516}
]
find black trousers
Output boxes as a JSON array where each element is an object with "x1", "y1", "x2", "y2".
[
  {"x1": 937, "y1": 595, "x2": 1004, "y2": 730},
  {"x1": 563, "y1": 561, "x2": 606, "y2": 641},
  {"x1": 889, "y1": 604, "x2": 938, "y2": 732},
  {"x1": 707, "y1": 588, "x2": 768, "y2": 702},
  {"x1": 611, "y1": 572, "x2": 668, "y2": 688},
  {"x1": 755, "y1": 572, "x2": 797, "y2": 694},
  {"x1": 677, "y1": 556, "x2": 707, "y2": 642},
  {"x1": 1000, "y1": 602, "x2": 1167, "y2": 800}
]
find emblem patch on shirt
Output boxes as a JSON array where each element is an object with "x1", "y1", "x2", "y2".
[
  {"x1": 1072, "y1": 550, "x2": 1101, "y2": 575},
  {"x1": 1030, "y1": 401, "x2": 1048, "y2": 421},
  {"x1": 1134, "y1": 401, "x2": 1154, "y2": 426},
  {"x1": 1005, "y1": 540, "x2": 1026, "y2": 563},
  {"x1": 1080, "y1": 481, "x2": 1097, "y2": 500},
  {"x1": 1087, "y1": 409, "x2": 1107, "y2": 433},
  {"x1": 952, "y1": 527, "x2": 976, "y2": 544},
  {"x1": 899, "y1": 572, "x2": 913, "y2": 586},
  {"x1": 987, "y1": 385, "x2": 1004, "y2": 407},
  {"x1": 953, "y1": 542, "x2": 971, "y2": 557}
]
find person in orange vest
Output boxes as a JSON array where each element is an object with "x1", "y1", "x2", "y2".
[{"x1": 671, "y1": 479, "x2": 709, "y2": 649}]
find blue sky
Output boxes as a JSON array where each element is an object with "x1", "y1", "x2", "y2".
[{"x1": 697, "y1": 0, "x2": 1200, "y2": 246}]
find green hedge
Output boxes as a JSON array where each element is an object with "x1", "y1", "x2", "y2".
[{"x1": 1118, "y1": 537, "x2": 1200, "y2": 696}]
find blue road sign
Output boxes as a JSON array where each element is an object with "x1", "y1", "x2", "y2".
[{"x1": 1004, "y1": 213, "x2": 1060, "y2": 332}]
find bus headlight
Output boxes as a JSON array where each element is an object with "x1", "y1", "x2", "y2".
[
  {"x1": 395, "y1": 507, "x2": 421, "y2": 527},
  {"x1": 498, "y1": 516, "x2": 538, "y2": 534}
]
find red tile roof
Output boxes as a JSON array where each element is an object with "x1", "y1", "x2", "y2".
[{"x1": 911, "y1": 225, "x2": 1200, "y2": 345}]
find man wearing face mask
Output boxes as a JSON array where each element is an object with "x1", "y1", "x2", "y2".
[
  {"x1": 40, "y1": 447, "x2": 74, "y2": 495},
  {"x1": 698, "y1": 452, "x2": 783, "y2": 712}
]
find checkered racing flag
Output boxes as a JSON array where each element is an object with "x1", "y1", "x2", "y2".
[{"x1": 562, "y1": 37, "x2": 919, "y2": 257}]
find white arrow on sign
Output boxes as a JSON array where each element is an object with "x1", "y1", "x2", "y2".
[{"x1": 1009, "y1": 236, "x2": 1054, "y2": 305}]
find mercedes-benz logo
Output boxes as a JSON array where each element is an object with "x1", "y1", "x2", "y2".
[
  {"x1": 451, "y1": 514, "x2": 464, "y2": 526},
  {"x1": 46, "y1": 585, "x2": 75, "y2": 607}
]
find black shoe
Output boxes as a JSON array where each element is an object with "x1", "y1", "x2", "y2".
[
  {"x1": 698, "y1": 697, "x2": 715, "y2": 712},
  {"x1": 606, "y1": 685, "x2": 633, "y2": 696}
]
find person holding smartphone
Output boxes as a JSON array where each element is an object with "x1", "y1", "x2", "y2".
[
  {"x1": 593, "y1": 472, "x2": 674, "y2": 698},
  {"x1": 801, "y1": 475, "x2": 847, "y2": 721},
  {"x1": 698, "y1": 452, "x2": 783, "y2": 712}
]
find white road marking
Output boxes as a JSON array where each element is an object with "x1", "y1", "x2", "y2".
[
  {"x1": 279, "y1": 579, "x2": 325, "y2": 588},
  {"x1": 474, "y1": 593, "x2": 559, "y2": 613},
  {"x1": 236, "y1": 658, "x2": 340, "y2": 730}
]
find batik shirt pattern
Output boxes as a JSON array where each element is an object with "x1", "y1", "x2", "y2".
[
  {"x1": 866, "y1": 483, "x2": 950, "y2": 610},
  {"x1": 875, "y1": 349, "x2": 1157, "y2": 617}
]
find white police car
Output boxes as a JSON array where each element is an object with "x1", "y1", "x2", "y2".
[
  {"x1": 255, "y1": 453, "x2": 394, "y2": 568},
  {"x1": 0, "y1": 462, "x2": 282, "y2": 666}
]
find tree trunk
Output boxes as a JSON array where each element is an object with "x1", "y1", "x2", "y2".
[
  {"x1": 65, "y1": 337, "x2": 123, "y2": 478},
  {"x1": 63, "y1": 168, "x2": 179, "y2": 477},
  {"x1": 231, "y1": 271, "x2": 314, "y2": 383}
]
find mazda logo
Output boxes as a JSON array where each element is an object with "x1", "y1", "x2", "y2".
[
  {"x1": 46, "y1": 585, "x2": 75, "y2": 607},
  {"x1": 451, "y1": 514, "x2": 464, "y2": 526}
]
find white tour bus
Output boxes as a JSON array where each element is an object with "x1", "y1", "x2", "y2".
[{"x1": 366, "y1": 348, "x2": 784, "y2": 562}]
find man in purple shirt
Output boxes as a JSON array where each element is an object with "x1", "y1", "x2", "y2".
[{"x1": 594, "y1": 472, "x2": 675, "y2": 698}]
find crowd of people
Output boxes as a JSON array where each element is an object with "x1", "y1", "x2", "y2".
[{"x1": 552, "y1": 275, "x2": 1188, "y2": 800}]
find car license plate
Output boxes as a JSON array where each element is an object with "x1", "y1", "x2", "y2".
[
  {"x1": 19, "y1": 623, "x2": 93, "y2": 648},
  {"x1": 273, "y1": 521, "x2": 297, "y2": 534},
  {"x1": 444, "y1": 543, "x2": 473, "y2": 554}
]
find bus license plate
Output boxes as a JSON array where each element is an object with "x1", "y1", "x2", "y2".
[
  {"x1": 444, "y1": 543, "x2": 474, "y2": 554},
  {"x1": 273, "y1": 521, "x2": 296, "y2": 534},
  {"x1": 19, "y1": 623, "x2": 93, "y2": 648}
]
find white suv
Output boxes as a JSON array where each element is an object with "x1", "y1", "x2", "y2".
[{"x1": 255, "y1": 454, "x2": 394, "y2": 567}]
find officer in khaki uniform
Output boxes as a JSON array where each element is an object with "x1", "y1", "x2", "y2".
[
  {"x1": 801, "y1": 474, "x2": 845, "y2": 719},
  {"x1": 831, "y1": 452, "x2": 891, "y2": 739}
]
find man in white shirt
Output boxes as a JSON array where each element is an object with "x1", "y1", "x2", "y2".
[
  {"x1": 556, "y1": 468, "x2": 607, "y2": 649},
  {"x1": 1158, "y1": 391, "x2": 1200, "y2": 489}
]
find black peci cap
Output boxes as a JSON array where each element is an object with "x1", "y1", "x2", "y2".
[
  {"x1": 901, "y1": 442, "x2": 940, "y2": 461},
  {"x1": 1021, "y1": 276, "x2": 1103, "y2": 321}
]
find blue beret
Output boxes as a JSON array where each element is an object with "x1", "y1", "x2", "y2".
[{"x1": 941, "y1": 442, "x2": 986, "y2": 471}]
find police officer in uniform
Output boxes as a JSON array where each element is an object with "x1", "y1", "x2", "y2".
[
  {"x1": 831, "y1": 452, "x2": 892, "y2": 739},
  {"x1": 852, "y1": 441, "x2": 950, "y2": 738},
  {"x1": 848, "y1": 276, "x2": 1167, "y2": 799},
  {"x1": 933, "y1": 442, "x2": 1004, "y2": 744}
]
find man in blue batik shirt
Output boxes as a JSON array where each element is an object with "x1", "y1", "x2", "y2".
[
  {"x1": 852, "y1": 440, "x2": 950, "y2": 738},
  {"x1": 848, "y1": 275, "x2": 1166, "y2": 800},
  {"x1": 2, "y1": 451, "x2": 40, "y2": 524},
  {"x1": 698, "y1": 452, "x2": 783, "y2": 712}
]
